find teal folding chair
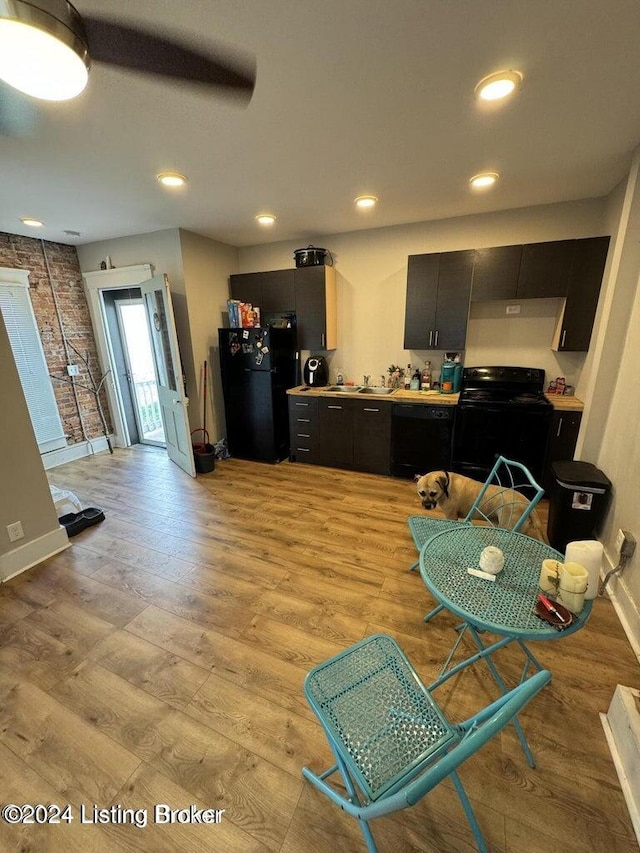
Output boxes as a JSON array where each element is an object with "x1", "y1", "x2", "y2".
[
  {"x1": 409, "y1": 456, "x2": 546, "y2": 623},
  {"x1": 303, "y1": 634, "x2": 551, "y2": 853}
]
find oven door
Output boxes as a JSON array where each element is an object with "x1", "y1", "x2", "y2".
[{"x1": 452, "y1": 403, "x2": 551, "y2": 484}]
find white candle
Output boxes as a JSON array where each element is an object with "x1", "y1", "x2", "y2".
[
  {"x1": 565, "y1": 540, "x2": 603, "y2": 600},
  {"x1": 558, "y1": 561, "x2": 589, "y2": 614},
  {"x1": 538, "y1": 559, "x2": 561, "y2": 595}
]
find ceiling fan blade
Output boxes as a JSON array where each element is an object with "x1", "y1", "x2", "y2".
[
  {"x1": 83, "y1": 16, "x2": 256, "y2": 100},
  {"x1": 0, "y1": 82, "x2": 38, "y2": 136}
]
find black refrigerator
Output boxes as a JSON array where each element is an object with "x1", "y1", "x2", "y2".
[{"x1": 219, "y1": 327, "x2": 297, "y2": 463}]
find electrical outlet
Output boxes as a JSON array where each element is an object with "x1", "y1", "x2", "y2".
[
  {"x1": 67, "y1": 364, "x2": 79, "y2": 376},
  {"x1": 7, "y1": 521, "x2": 24, "y2": 542},
  {"x1": 506, "y1": 304, "x2": 521, "y2": 315},
  {"x1": 616, "y1": 528, "x2": 636, "y2": 559}
]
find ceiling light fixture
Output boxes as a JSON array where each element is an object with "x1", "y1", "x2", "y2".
[
  {"x1": 475, "y1": 70, "x2": 523, "y2": 102},
  {"x1": 255, "y1": 213, "x2": 276, "y2": 225},
  {"x1": 355, "y1": 195, "x2": 378, "y2": 209},
  {"x1": 0, "y1": 1, "x2": 90, "y2": 101},
  {"x1": 20, "y1": 216, "x2": 44, "y2": 227},
  {"x1": 469, "y1": 172, "x2": 499, "y2": 189},
  {"x1": 157, "y1": 172, "x2": 188, "y2": 187}
]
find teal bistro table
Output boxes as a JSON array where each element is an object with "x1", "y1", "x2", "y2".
[{"x1": 419, "y1": 524, "x2": 593, "y2": 767}]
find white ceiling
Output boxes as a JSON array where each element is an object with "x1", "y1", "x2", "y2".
[{"x1": 2, "y1": 0, "x2": 640, "y2": 248}]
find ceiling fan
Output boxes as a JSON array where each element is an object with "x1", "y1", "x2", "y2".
[{"x1": 0, "y1": 0, "x2": 256, "y2": 133}]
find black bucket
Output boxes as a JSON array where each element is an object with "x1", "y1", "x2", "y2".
[{"x1": 191, "y1": 429, "x2": 215, "y2": 474}]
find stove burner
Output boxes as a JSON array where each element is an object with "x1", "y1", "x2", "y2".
[
  {"x1": 464, "y1": 390, "x2": 491, "y2": 401},
  {"x1": 512, "y1": 393, "x2": 543, "y2": 404}
]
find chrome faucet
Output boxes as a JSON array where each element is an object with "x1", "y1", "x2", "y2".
[
  {"x1": 363, "y1": 375, "x2": 370, "y2": 387},
  {"x1": 380, "y1": 374, "x2": 386, "y2": 388}
]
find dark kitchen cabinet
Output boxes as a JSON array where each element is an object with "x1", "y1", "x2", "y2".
[
  {"x1": 293, "y1": 395, "x2": 391, "y2": 474},
  {"x1": 230, "y1": 265, "x2": 337, "y2": 350},
  {"x1": 553, "y1": 236, "x2": 609, "y2": 352},
  {"x1": 404, "y1": 250, "x2": 474, "y2": 350},
  {"x1": 471, "y1": 245, "x2": 522, "y2": 302},
  {"x1": 543, "y1": 409, "x2": 582, "y2": 492},
  {"x1": 353, "y1": 400, "x2": 391, "y2": 475},
  {"x1": 288, "y1": 394, "x2": 320, "y2": 464},
  {"x1": 319, "y1": 399, "x2": 354, "y2": 469},
  {"x1": 229, "y1": 269, "x2": 295, "y2": 314},
  {"x1": 229, "y1": 272, "x2": 262, "y2": 307},
  {"x1": 294, "y1": 266, "x2": 337, "y2": 350},
  {"x1": 516, "y1": 240, "x2": 574, "y2": 299}
]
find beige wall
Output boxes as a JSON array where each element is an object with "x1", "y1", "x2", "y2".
[
  {"x1": 239, "y1": 198, "x2": 606, "y2": 390},
  {"x1": 0, "y1": 311, "x2": 61, "y2": 579},
  {"x1": 179, "y1": 229, "x2": 238, "y2": 439}
]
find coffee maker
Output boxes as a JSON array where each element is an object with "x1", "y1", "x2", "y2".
[{"x1": 303, "y1": 356, "x2": 329, "y2": 387}]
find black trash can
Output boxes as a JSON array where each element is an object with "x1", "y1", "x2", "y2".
[{"x1": 547, "y1": 460, "x2": 612, "y2": 553}]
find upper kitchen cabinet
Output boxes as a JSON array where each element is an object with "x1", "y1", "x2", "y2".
[
  {"x1": 294, "y1": 265, "x2": 337, "y2": 350},
  {"x1": 516, "y1": 239, "x2": 575, "y2": 299},
  {"x1": 552, "y1": 236, "x2": 610, "y2": 352},
  {"x1": 404, "y1": 250, "x2": 474, "y2": 350},
  {"x1": 229, "y1": 269, "x2": 295, "y2": 314},
  {"x1": 470, "y1": 245, "x2": 522, "y2": 302}
]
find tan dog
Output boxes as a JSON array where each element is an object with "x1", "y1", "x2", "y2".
[{"x1": 415, "y1": 470, "x2": 548, "y2": 543}]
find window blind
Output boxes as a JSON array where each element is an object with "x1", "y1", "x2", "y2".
[{"x1": 0, "y1": 278, "x2": 67, "y2": 453}]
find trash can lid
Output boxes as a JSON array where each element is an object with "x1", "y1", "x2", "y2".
[{"x1": 551, "y1": 460, "x2": 612, "y2": 490}]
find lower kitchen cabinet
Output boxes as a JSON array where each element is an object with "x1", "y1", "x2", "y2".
[
  {"x1": 353, "y1": 401, "x2": 391, "y2": 475},
  {"x1": 288, "y1": 394, "x2": 319, "y2": 463},
  {"x1": 543, "y1": 409, "x2": 582, "y2": 492},
  {"x1": 290, "y1": 396, "x2": 391, "y2": 474}
]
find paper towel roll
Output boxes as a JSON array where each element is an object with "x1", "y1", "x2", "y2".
[{"x1": 565, "y1": 540, "x2": 603, "y2": 600}]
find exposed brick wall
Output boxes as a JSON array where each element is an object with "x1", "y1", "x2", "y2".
[{"x1": 0, "y1": 231, "x2": 112, "y2": 445}]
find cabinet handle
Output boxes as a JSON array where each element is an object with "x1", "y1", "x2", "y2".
[
  {"x1": 434, "y1": 330, "x2": 439, "y2": 347},
  {"x1": 363, "y1": 407, "x2": 380, "y2": 412},
  {"x1": 296, "y1": 447, "x2": 311, "y2": 453},
  {"x1": 561, "y1": 329, "x2": 566, "y2": 347},
  {"x1": 321, "y1": 333, "x2": 325, "y2": 348},
  {"x1": 297, "y1": 418, "x2": 311, "y2": 423},
  {"x1": 295, "y1": 402, "x2": 309, "y2": 407},
  {"x1": 327, "y1": 405, "x2": 342, "y2": 410},
  {"x1": 556, "y1": 417, "x2": 563, "y2": 438},
  {"x1": 297, "y1": 433, "x2": 311, "y2": 438},
  {"x1": 429, "y1": 330, "x2": 433, "y2": 346}
]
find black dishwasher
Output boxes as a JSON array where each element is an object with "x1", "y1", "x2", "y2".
[{"x1": 391, "y1": 403, "x2": 454, "y2": 478}]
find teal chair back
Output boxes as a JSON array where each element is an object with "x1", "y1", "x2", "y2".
[{"x1": 462, "y1": 455, "x2": 545, "y2": 534}]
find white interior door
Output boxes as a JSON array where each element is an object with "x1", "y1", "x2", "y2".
[{"x1": 140, "y1": 275, "x2": 195, "y2": 478}]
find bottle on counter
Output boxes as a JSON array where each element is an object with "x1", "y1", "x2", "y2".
[
  {"x1": 404, "y1": 364, "x2": 412, "y2": 390},
  {"x1": 421, "y1": 361, "x2": 432, "y2": 391},
  {"x1": 336, "y1": 369, "x2": 344, "y2": 386},
  {"x1": 410, "y1": 368, "x2": 421, "y2": 391}
]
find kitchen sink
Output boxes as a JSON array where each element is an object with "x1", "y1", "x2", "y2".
[
  {"x1": 327, "y1": 385, "x2": 363, "y2": 392},
  {"x1": 358, "y1": 386, "x2": 395, "y2": 395}
]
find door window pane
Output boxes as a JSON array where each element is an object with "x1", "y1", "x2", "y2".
[{"x1": 145, "y1": 289, "x2": 176, "y2": 391}]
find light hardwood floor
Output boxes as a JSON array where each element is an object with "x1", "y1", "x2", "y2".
[{"x1": 0, "y1": 446, "x2": 638, "y2": 852}]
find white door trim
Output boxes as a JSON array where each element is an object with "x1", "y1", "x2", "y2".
[{"x1": 82, "y1": 264, "x2": 153, "y2": 448}]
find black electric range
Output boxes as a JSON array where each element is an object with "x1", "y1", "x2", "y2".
[{"x1": 452, "y1": 366, "x2": 552, "y2": 484}]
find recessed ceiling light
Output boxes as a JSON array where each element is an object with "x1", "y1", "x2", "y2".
[
  {"x1": 157, "y1": 172, "x2": 188, "y2": 187},
  {"x1": 20, "y1": 217, "x2": 44, "y2": 227},
  {"x1": 469, "y1": 172, "x2": 499, "y2": 189},
  {"x1": 0, "y1": 4, "x2": 89, "y2": 101},
  {"x1": 475, "y1": 70, "x2": 523, "y2": 102},
  {"x1": 355, "y1": 195, "x2": 378, "y2": 209},
  {"x1": 255, "y1": 213, "x2": 277, "y2": 225}
]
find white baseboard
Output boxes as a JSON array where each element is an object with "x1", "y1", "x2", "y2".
[
  {"x1": 600, "y1": 685, "x2": 640, "y2": 848},
  {"x1": 0, "y1": 526, "x2": 70, "y2": 582},
  {"x1": 602, "y1": 556, "x2": 640, "y2": 664},
  {"x1": 41, "y1": 435, "x2": 113, "y2": 470}
]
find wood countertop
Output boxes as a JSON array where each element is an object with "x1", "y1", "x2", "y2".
[
  {"x1": 287, "y1": 385, "x2": 459, "y2": 404},
  {"x1": 287, "y1": 385, "x2": 584, "y2": 411},
  {"x1": 545, "y1": 394, "x2": 584, "y2": 411}
]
